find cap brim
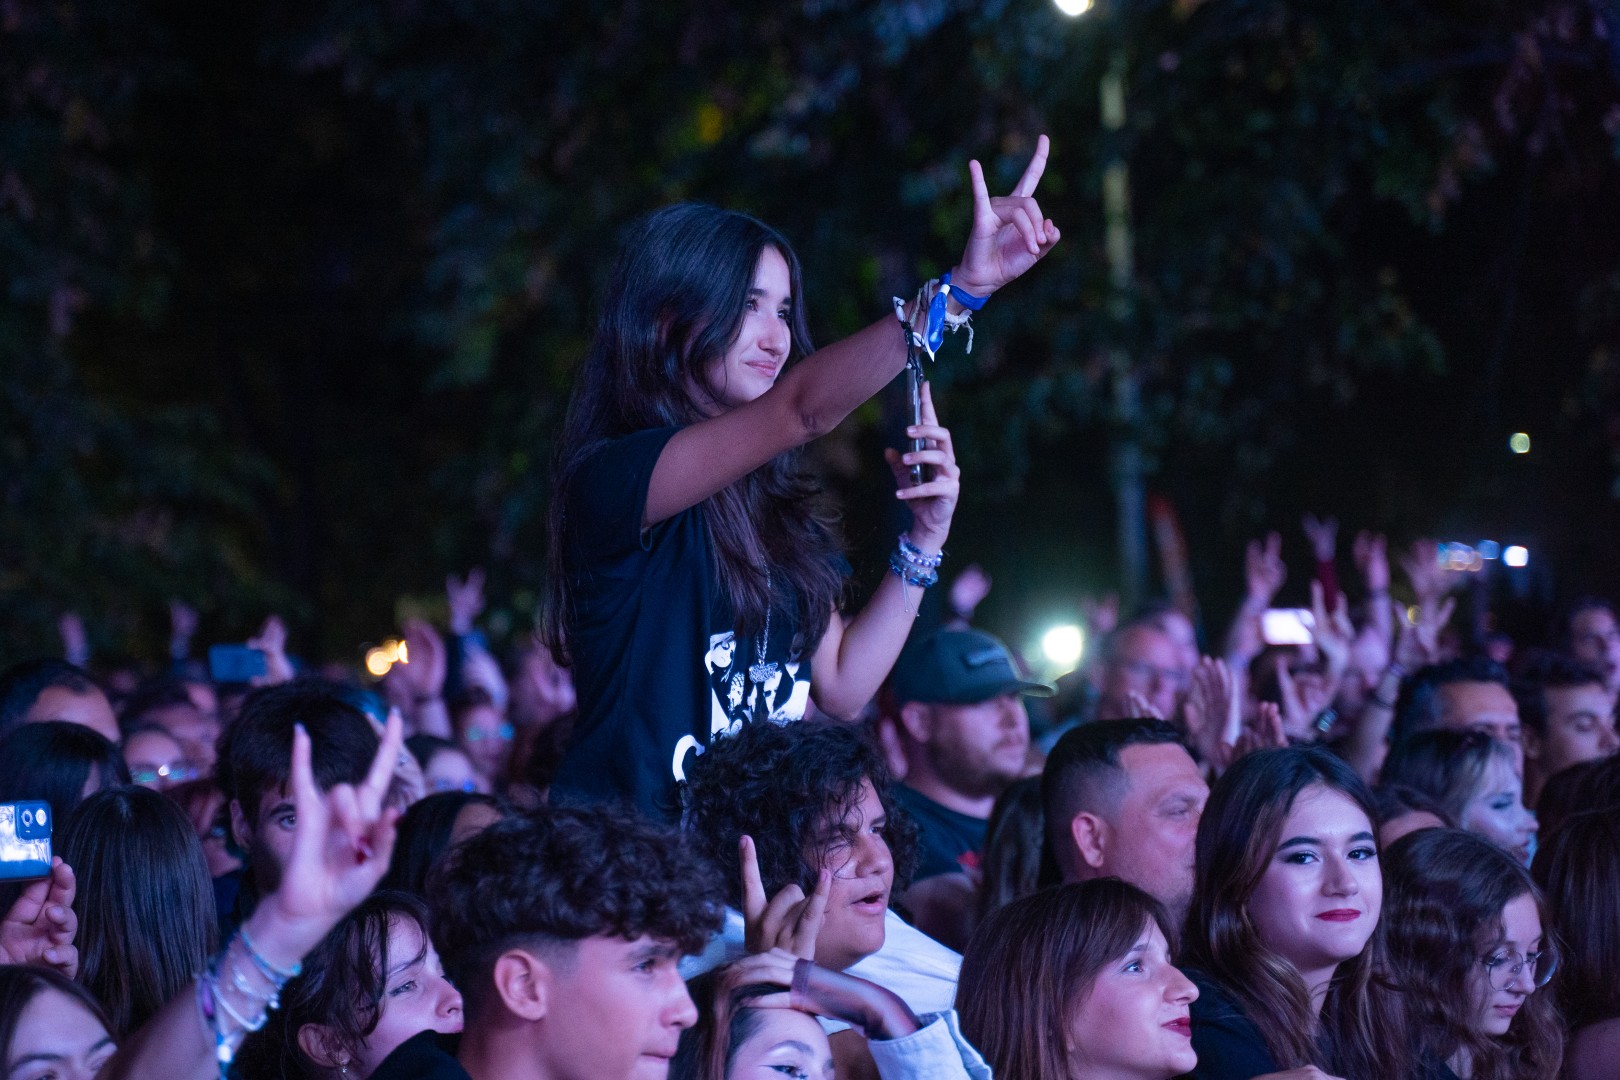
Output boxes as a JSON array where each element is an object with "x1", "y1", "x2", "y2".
[{"x1": 989, "y1": 677, "x2": 1057, "y2": 699}]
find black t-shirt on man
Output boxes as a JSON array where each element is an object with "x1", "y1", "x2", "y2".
[
  {"x1": 551, "y1": 427, "x2": 811, "y2": 820},
  {"x1": 894, "y1": 785, "x2": 987, "y2": 881}
]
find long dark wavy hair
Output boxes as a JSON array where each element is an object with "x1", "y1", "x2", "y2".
[
  {"x1": 1181, "y1": 746, "x2": 1408, "y2": 1080},
  {"x1": 238, "y1": 891, "x2": 438, "y2": 1080},
  {"x1": 1386, "y1": 828, "x2": 1563, "y2": 1080},
  {"x1": 958, "y1": 880, "x2": 1175, "y2": 1080},
  {"x1": 1533, "y1": 809, "x2": 1620, "y2": 1031},
  {"x1": 543, "y1": 202, "x2": 844, "y2": 661}
]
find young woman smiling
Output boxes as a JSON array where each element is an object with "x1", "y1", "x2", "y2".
[
  {"x1": 956, "y1": 879, "x2": 1198, "y2": 1080},
  {"x1": 1179, "y1": 747, "x2": 1407, "y2": 1080},
  {"x1": 1385, "y1": 829, "x2": 1562, "y2": 1080},
  {"x1": 543, "y1": 139, "x2": 1060, "y2": 818}
]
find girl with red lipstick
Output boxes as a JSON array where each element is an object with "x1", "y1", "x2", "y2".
[
  {"x1": 956, "y1": 879, "x2": 1199, "y2": 1080},
  {"x1": 543, "y1": 139, "x2": 1060, "y2": 819},
  {"x1": 1384, "y1": 829, "x2": 1562, "y2": 1080},
  {"x1": 1179, "y1": 747, "x2": 1407, "y2": 1080}
]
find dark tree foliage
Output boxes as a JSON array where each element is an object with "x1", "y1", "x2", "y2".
[{"x1": 3, "y1": 0, "x2": 1616, "y2": 660}]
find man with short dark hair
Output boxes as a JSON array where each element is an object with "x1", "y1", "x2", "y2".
[
  {"x1": 429, "y1": 806, "x2": 724, "y2": 1080},
  {"x1": 216, "y1": 680, "x2": 383, "y2": 925},
  {"x1": 1392, "y1": 657, "x2": 1522, "y2": 770},
  {"x1": 0, "y1": 658, "x2": 120, "y2": 743},
  {"x1": 1513, "y1": 652, "x2": 1618, "y2": 808},
  {"x1": 888, "y1": 629, "x2": 1051, "y2": 882},
  {"x1": 1560, "y1": 595, "x2": 1620, "y2": 693},
  {"x1": 1042, "y1": 717, "x2": 1208, "y2": 922}
]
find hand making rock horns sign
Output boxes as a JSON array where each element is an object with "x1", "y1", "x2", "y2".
[{"x1": 951, "y1": 134, "x2": 1061, "y2": 298}]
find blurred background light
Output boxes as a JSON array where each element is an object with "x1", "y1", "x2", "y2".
[
  {"x1": 1509, "y1": 432, "x2": 1531, "y2": 454},
  {"x1": 1041, "y1": 624, "x2": 1085, "y2": 668},
  {"x1": 1504, "y1": 545, "x2": 1529, "y2": 568}
]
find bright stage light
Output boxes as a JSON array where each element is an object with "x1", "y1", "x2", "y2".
[
  {"x1": 1509, "y1": 433, "x2": 1531, "y2": 454},
  {"x1": 1503, "y1": 546, "x2": 1529, "y2": 568},
  {"x1": 1042, "y1": 624, "x2": 1085, "y2": 668},
  {"x1": 1053, "y1": 0, "x2": 1095, "y2": 15}
]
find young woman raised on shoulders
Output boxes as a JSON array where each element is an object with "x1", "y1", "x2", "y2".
[{"x1": 543, "y1": 139, "x2": 1060, "y2": 816}]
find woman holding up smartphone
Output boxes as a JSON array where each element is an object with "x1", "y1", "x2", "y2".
[{"x1": 544, "y1": 138, "x2": 1060, "y2": 817}]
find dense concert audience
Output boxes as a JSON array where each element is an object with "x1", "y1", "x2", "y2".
[{"x1": 5, "y1": 164, "x2": 1620, "y2": 1080}]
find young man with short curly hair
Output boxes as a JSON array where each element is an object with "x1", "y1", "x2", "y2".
[{"x1": 424, "y1": 805, "x2": 724, "y2": 1080}]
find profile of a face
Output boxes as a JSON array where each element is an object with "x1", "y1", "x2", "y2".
[
  {"x1": 6, "y1": 984, "x2": 115, "y2": 1080},
  {"x1": 1458, "y1": 753, "x2": 1537, "y2": 864},
  {"x1": 1065, "y1": 919, "x2": 1198, "y2": 1080}
]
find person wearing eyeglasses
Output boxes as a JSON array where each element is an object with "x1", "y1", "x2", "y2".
[
  {"x1": 1383, "y1": 828, "x2": 1563, "y2": 1080},
  {"x1": 1094, "y1": 620, "x2": 1188, "y2": 723},
  {"x1": 123, "y1": 725, "x2": 201, "y2": 790},
  {"x1": 450, "y1": 688, "x2": 514, "y2": 792}
]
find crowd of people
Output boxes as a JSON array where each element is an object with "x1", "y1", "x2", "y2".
[{"x1": 4, "y1": 137, "x2": 1619, "y2": 1080}]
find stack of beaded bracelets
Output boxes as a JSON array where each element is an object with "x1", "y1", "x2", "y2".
[
  {"x1": 889, "y1": 533, "x2": 943, "y2": 588},
  {"x1": 197, "y1": 923, "x2": 302, "y2": 1077}
]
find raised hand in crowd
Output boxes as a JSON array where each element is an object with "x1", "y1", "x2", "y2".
[
  {"x1": 1182, "y1": 656, "x2": 1243, "y2": 770},
  {"x1": 102, "y1": 712, "x2": 403, "y2": 1080},
  {"x1": 1226, "y1": 532, "x2": 1286, "y2": 665},
  {"x1": 393, "y1": 616, "x2": 451, "y2": 738},
  {"x1": 247, "y1": 614, "x2": 295, "y2": 686},
  {"x1": 1080, "y1": 592, "x2": 1120, "y2": 639},
  {"x1": 57, "y1": 610, "x2": 90, "y2": 669},
  {"x1": 741, "y1": 833, "x2": 829, "y2": 958},
  {"x1": 947, "y1": 564, "x2": 992, "y2": 627},
  {"x1": 446, "y1": 568, "x2": 486, "y2": 637},
  {"x1": 1301, "y1": 514, "x2": 1338, "y2": 564},
  {"x1": 168, "y1": 599, "x2": 200, "y2": 662},
  {"x1": 0, "y1": 856, "x2": 78, "y2": 978},
  {"x1": 1398, "y1": 537, "x2": 1461, "y2": 609}
]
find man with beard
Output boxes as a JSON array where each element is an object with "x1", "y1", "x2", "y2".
[{"x1": 889, "y1": 629, "x2": 1052, "y2": 882}]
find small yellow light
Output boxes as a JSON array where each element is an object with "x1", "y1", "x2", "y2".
[
  {"x1": 1509, "y1": 433, "x2": 1531, "y2": 454},
  {"x1": 364, "y1": 648, "x2": 392, "y2": 677},
  {"x1": 396, "y1": 639, "x2": 409, "y2": 665}
]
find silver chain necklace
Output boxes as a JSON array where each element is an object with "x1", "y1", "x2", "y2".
[{"x1": 748, "y1": 572, "x2": 779, "y2": 684}]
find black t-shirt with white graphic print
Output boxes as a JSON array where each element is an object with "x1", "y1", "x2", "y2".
[{"x1": 551, "y1": 426, "x2": 812, "y2": 820}]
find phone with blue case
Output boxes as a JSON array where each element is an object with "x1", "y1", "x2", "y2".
[{"x1": 0, "y1": 800, "x2": 53, "y2": 882}]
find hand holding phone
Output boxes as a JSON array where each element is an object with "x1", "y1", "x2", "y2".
[
  {"x1": 209, "y1": 644, "x2": 268, "y2": 684},
  {"x1": 0, "y1": 801, "x2": 53, "y2": 882}
]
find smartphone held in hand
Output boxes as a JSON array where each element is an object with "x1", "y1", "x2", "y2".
[
  {"x1": 1261, "y1": 608, "x2": 1315, "y2": 646},
  {"x1": 0, "y1": 800, "x2": 53, "y2": 882},
  {"x1": 209, "y1": 644, "x2": 268, "y2": 683}
]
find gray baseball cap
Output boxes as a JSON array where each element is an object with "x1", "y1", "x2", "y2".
[{"x1": 891, "y1": 629, "x2": 1056, "y2": 705}]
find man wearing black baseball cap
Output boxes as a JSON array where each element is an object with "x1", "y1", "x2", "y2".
[{"x1": 889, "y1": 628, "x2": 1054, "y2": 883}]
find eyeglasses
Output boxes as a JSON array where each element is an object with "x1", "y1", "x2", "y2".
[
  {"x1": 463, "y1": 724, "x2": 514, "y2": 744},
  {"x1": 129, "y1": 762, "x2": 202, "y2": 787},
  {"x1": 1480, "y1": 948, "x2": 1557, "y2": 992},
  {"x1": 1116, "y1": 660, "x2": 1189, "y2": 687}
]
